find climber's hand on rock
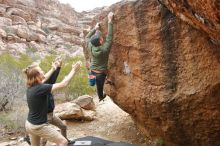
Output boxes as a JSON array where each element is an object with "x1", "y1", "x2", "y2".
[
  {"x1": 95, "y1": 22, "x2": 100, "y2": 30},
  {"x1": 108, "y1": 12, "x2": 114, "y2": 23}
]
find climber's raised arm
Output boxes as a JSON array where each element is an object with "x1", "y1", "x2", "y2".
[
  {"x1": 102, "y1": 12, "x2": 114, "y2": 53},
  {"x1": 85, "y1": 23, "x2": 100, "y2": 40}
]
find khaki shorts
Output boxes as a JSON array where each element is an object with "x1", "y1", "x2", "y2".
[
  {"x1": 47, "y1": 112, "x2": 67, "y2": 133},
  {"x1": 40, "y1": 113, "x2": 67, "y2": 146},
  {"x1": 25, "y1": 120, "x2": 64, "y2": 146}
]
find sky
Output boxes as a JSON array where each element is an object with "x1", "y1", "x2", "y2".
[{"x1": 58, "y1": 0, "x2": 121, "y2": 12}]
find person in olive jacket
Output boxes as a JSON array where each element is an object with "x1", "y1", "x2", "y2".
[{"x1": 85, "y1": 12, "x2": 114, "y2": 101}]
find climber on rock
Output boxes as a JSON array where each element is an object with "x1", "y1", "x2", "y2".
[{"x1": 85, "y1": 11, "x2": 114, "y2": 101}]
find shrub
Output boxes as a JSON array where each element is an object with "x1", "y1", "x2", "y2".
[
  {"x1": 64, "y1": 44, "x2": 72, "y2": 49},
  {"x1": 0, "y1": 54, "x2": 32, "y2": 111},
  {"x1": 0, "y1": 53, "x2": 95, "y2": 133},
  {"x1": 27, "y1": 47, "x2": 37, "y2": 53},
  {"x1": 0, "y1": 113, "x2": 16, "y2": 130},
  {"x1": 0, "y1": 53, "x2": 31, "y2": 133},
  {"x1": 48, "y1": 48, "x2": 58, "y2": 55},
  {"x1": 40, "y1": 55, "x2": 95, "y2": 101}
]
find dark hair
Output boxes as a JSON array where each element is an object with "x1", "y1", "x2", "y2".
[
  {"x1": 90, "y1": 35, "x2": 101, "y2": 47},
  {"x1": 90, "y1": 30, "x2": 102, "y2": 47}
]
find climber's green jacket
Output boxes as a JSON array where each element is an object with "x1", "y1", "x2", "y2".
[{"x1": 86, "y1": 22, "x2": 113, "y2": 71}]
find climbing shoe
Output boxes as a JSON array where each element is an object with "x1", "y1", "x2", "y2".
[
  {"x1": 105, "y1": 80, "x2": 114, "y2": 86},
  {"x1": 99, "y1": 93, "x2": 106, "y2": 102}
]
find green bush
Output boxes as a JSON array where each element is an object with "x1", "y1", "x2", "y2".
[
  {"x1": 27, "y1": 47, "x2": 37, "y2": 53},
  {"x1": 64, "y1": 44, "x2": 72, "y2": 49},
  {"x1": 0, "y1": 53, "x2": 33, "y2": 69},
  {"x1": 0, "y1": 112, "x2": 16, "y2": 130},
  {"x1": 0, "y1": 53, "x2": 31, "y2": 110},
  {"x1": 48, "y1": 49, "x2": 58, "y2": 55},
  {"x1": 0, "y1": 53, "x2": 95, "y2": 101},
  {"x1": 0, "y1": 53, "x2": 95, "y2": 133},
  {"x1": 40, "y1": 55, "x2": 95, "y2": 101}
]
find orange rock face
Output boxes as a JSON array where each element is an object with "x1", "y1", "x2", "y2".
[
  {"x1": 89, "y1": 0, "x2": 220, "y2": 145},
  {"x1": 159, "y1": 0, "x2": 220, "y2": 42}
]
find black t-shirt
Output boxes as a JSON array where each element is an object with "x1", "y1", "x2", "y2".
[{"x1": 26, "y1": 84, "x2": 53, "y2": 125}]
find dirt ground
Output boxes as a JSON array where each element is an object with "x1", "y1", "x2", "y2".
[
  {"x1": 0, "y1": 96, "x2": 146, "y2": 146},
  {"x1": 67, "y1": 97, "x2": 146, "y2": 146}
]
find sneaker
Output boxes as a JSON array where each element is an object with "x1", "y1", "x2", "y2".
[
  {"x1": 24, "y1": 135, "x2": 31, "y2": 145},
  {"x1": 68, "y1": 140, "x2": 75, "y2": 145},
  {"x1": 99, "y1": 93, "x2": 106, "y2": 102}
]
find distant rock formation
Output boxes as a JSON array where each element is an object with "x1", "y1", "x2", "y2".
[
  {"x1": 85, "y1": 0, "x2": 220, "y2": 145},
  {"x1": 0, "y1": 0, "x2": 99, "y2": 57}
]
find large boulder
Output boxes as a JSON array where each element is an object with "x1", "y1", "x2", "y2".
[
  {"x1": 86, "y1": 0, "x2": 220, "y2": 146},
  {"x1": 7, "y1": 32, "x2": 22, "y2": 43},
  {"x1": 6, "y1": 7, "x2": 31, "y2": 21},
  {"x1": 16, "y1": 25, "x2": 29, "y2": 40},
  {"x1": 46, "y1": 18, "x2": 62, "y2": 31},
  {"x1": 36, "y1": 33, "x2": 46, "y2": 43},
  {"x1": 54, "y1": 102, "x2": 83, "y2": 120},
  {"x1": 6, "y1": 43, "x2": 27, "y2": 54},
  {"x1": 73, "y1": 95, "x2": 95, "y2": 110},
  {"x1": 59, "y1": 25, "x2": 81, "y2": 36},
  {"x1": 28, "y1": 41, "x2": 43, "y2": 51},
  {"x1": 0, "y1": 41, "x2": 6, "y2": 51},
  {"x1": 47, "y1": 34, "x2": 64, "y2": 44},
  {"x1": 0, "y1": 0, "x2": 16, "y2": 5},
  {"x1": 159, "y1": 0, "x2": 220, "y2": 42},
  {"x1": 16, "y1": 0, "x2": 35, "y2": 7},
  {"x1": 0, "y1": 16, "x2": 12, "y2": 26},
  {"x1": 28, "y1": 24, "x2": 47, "y2": 36},
  {"x1": 60, "y1": 33, "x2": 83, "y2": 45},
  {"x1": 0, "y1": 4, "x2": 6, "y2": 16},
  {"x1": 28, "y1": 32, "x2": 39, "y2": 42},
  {"x1": 0, "y1": 28, "x2": 6, "y2": 38},
  {"x1": 47, "y1": 23, "x2": 59, "y2": 31},
  {"x1": 54, "y1": 101, "x2": 96, "y2": 121},
  {"x1": 11, "y1": 15, "x2": 27, "y2": 25}
]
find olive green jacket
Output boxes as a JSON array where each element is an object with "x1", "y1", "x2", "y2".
[{"x1": 85, "y1": 22, "x2": 113, "y2": 71}]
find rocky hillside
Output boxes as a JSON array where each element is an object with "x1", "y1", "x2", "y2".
[
  {"x1": 0, "y1": 0, "x2": 101, "y2": 57},
  {"x1": 85, "y1": 0, "x2": 220, "y2": 146}
]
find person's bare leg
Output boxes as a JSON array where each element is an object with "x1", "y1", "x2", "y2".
[
  {"x1": 30, "y1": 134, "x2": 40, "y2": 146},
  {"x1": 52, "y1": 136, "x2": 68, "y2": 146}
]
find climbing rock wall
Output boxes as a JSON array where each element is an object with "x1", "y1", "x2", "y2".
[
  {"x1": 89, "y1": 0, "x2": 220, "y2": 145},
  {"x1": 159, "y1": 0, "x2": 220, "y2": 43}
]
